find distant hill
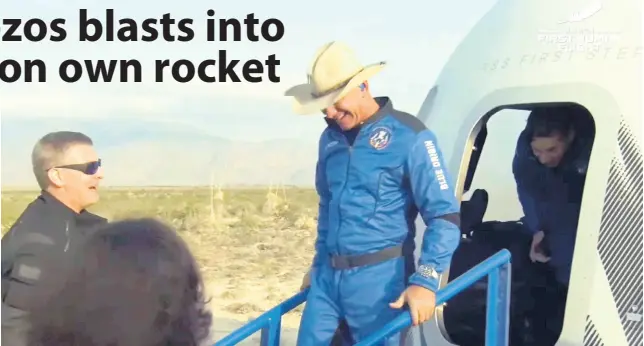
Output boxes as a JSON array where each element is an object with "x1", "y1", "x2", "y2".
[
  {"x1": 1, "y1": 117, "x2": 317, "y2": 187},
  {"x1": 2, "y1": 115, "x2": 530, "y2": 222}
]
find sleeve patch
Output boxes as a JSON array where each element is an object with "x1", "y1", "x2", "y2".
[
  {"x1": 25, "y1": 232, "x2": 55, "y2": 245},
  {"x1": 16, "y1": 264, "x2": 41, "y2": 281}
]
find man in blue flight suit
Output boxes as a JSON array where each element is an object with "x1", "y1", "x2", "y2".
[
  {"x1": 285, "y1": 41, "x2": 461, "y2": 345},
  {"x1": 512, "y1": 106, "x2": 592, "y2": 345}
]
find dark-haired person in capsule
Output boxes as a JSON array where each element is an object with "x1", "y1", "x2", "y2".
[
  {"x1": 26, "y1": 218, "x2": 213, "y2": 346},
  {"x1": 286, "y1": 41, "x2": 461, "y2": 345},
  {"x1": 1, "y1": 131, "x2": 107, "y2": 346},
  {"x1": 512, "y1": 106, "x2": 592, "y2": 345}
]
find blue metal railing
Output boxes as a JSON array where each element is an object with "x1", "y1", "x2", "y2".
[
  {"x1": 355, "y1": 249, "x2": 512, "y2": 345},
  {"x1": 215, "y1": 288, "x2": 309, "y2": 346},
  {"x1": 215, "y1": 249, "x2": 512, "y2": 346}
]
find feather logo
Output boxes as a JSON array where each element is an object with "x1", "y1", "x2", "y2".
[{"x1": 558, "y1": 1, "x2": 603, "y2": 24}]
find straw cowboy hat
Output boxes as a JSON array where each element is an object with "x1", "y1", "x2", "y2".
[{"x1": 284, "y1": 41, "x2": 386, "y2": 115}]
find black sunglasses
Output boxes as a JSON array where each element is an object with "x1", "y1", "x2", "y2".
[{"x1": 53, "y1": 159, "x2": 102, "y2": 175}]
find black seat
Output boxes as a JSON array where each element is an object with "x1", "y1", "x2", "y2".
[{"x1": 460, "y1": 189, "x2": 489, "y2": 234}]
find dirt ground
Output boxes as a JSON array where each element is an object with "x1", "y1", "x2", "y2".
[{"x1": 1, "y1": 187, "x2": 319, "y2": 329}]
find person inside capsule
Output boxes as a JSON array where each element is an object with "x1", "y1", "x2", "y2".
[{"x1": 512, "y1": 105, "x2": 593, "y2": 345}]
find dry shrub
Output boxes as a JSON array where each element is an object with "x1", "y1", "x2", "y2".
[{"x1": 1, "y1": 187, "x2": 319, "y2": 328}]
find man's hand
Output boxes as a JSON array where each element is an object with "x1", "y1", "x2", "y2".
[
  {"x1": 300, "y1": 268, "x2": 312, "y2": 291},
  {"x1": 389, "y1": 285, "x2": 437, "y2": 326},
  {"x1": 530, "y1": 230, "x2": 551, "y2": 263}
]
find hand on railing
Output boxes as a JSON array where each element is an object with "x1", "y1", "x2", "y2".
[
  {"x1": 300, "y1": 267, "x2": 312, "y2": 291},
  {"x1": 389, "y1": 285, "x2": 437, "y2": 326},
  {"x1": 215, "y1": 249, "x2": 512, "y2": 346},
  {"x1": 355, "y1": 249, "x2": 512, "y2": 346}
]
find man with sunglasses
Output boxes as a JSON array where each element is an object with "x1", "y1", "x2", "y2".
[
  {"x1": 2, "y1": 131, "x2": 107, "y2": 345},
  {"x1": 286, "y1": 42, "x2": 461, "y2": 345}
]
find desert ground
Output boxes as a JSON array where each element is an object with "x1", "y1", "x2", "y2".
[{"x1": 1, "y1": 186, "x2": 319, "y2": 341}]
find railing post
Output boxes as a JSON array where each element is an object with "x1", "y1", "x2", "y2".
[
  {"x1": 354, "y1": 250, "x2": 512, "y2": 346},
  {"x1": 217, "y1": 251, "x2": 513, "y2": 346},
  {"x1": 214, "y1": 289, "x2": 309, "y2": 346},
  {"x1": 260, "y1": 309, "x2": 282, "y2": 346},
  {"x1": 485, "y1": 262, "x2": 511, "y2": 346}
]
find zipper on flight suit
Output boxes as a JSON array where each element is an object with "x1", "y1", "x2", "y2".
[
  {"x1": 334, "y1": 128, "x2": 359, "y2": 257},
  {"x1": 334, "y1": 132, "x2": 354, "y2": 309}
]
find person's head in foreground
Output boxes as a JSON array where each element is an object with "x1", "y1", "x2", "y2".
[
  {"x1": 27, "y1": 218, "x2": 212, "y2": 346},
  {"x1": 32, "y1": 131, "x2": 104, "y2": 212},
  {"x1": 284, "y1": 41, "x2": 386, "y2": 131},
  {"x1": 525, "y1": 107, "x2": 577, "y2": 168}
]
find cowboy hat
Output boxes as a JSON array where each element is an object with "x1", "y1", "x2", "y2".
[{"x1": 284, "y1": 41, "x2": 386, "y2": 115}]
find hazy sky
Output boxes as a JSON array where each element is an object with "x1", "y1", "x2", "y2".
[
  {"x1": 1, "y1": 0, "x2": 533, "y2": 219},
  {"x1": 1, "y1": 0, "x2": 499, "y2": 141}
]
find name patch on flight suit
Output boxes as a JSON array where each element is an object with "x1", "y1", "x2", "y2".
[{"x1": 424, "y1": 140, "x2": 449, "y2": 190}]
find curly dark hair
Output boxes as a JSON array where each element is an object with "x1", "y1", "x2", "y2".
[{"x1": 26, "y1": 218, "x2": 212, "y2": 346}]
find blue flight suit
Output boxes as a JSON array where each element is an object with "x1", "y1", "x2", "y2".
[
  {"x1": 512, "y1": 129, "x2": 591, "y2": 285},
  {"x1": 297, "y1": 97, "x2": 461, "y2": 345}
]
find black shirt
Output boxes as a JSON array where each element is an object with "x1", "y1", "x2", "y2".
[{"x1": 1, "y1": 191, "x2": 107, "y2": 311}]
